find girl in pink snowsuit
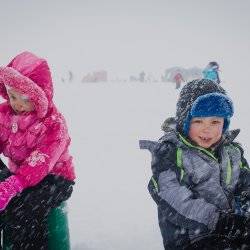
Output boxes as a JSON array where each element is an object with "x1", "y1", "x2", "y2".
[{"x1": 0, "y1": 51, "x2": 76, "y2": 249}]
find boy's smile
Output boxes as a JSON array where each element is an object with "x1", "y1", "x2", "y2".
[{"x1": 188, "y1": 117, "x2": 224, "y2": 148}]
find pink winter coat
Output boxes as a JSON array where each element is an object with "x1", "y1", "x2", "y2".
[{"x1": 0, "y1": 52, "x2": 75, "y2": 189}]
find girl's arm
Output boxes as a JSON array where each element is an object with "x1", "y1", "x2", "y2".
[{"x1": 15, "y1": 118, "x2": 69, "y2": 188}]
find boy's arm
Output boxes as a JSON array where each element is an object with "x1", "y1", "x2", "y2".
[
  {"x1": 234, "y1": 143, "x2": 250, "y2": 193},
  {"x1": 148, "y1": 142, "x2": 219, "y2": 233}
]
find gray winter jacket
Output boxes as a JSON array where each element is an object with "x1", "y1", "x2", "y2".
[{"x1": 140, "y1": 129, "x2": 250, "y2": 249}]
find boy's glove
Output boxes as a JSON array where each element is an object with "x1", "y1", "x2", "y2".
[
  {"x1": 0, "y1": 175, "x2": 24, "y2": 211},
  {"x1": 214, "y1": 211, "x2": 246, "y2": 238}
]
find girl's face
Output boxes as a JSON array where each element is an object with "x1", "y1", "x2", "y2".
[
  {"x1": 188, "y1": 117, "x2": 224, "y2": 149},
  {"x1": 7, "y1": 88, "x2": 34, "y2": 114}
]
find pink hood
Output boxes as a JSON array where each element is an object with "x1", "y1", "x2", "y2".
[
  {"x1": 0, "y1": 52, "x2": 75, "y2": 188},
  {"x1": 0, "y1": 51, "x2": 53, "y2": 118}
]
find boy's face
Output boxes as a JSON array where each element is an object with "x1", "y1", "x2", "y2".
[
  {"x1": 7, "y1": 88, "x2": 34, "y2": 114},
  {"x1": 188, "y1": 117, "x2": 224, "y2": 149}
]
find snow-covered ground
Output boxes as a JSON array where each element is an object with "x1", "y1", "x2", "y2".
[
  {"x1": 53, "y1": 79, "x2": 250, "y2": 250},
  {"x1": 56, "y1": 81, "x2": 178, "y2": 250}
]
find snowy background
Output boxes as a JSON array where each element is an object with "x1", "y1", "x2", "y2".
[{"x1": 1, "y1": 1, "x2": 250, "y2": 249}]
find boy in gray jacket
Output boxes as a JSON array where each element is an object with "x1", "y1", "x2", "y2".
[{"x1": 140, "y1": 79, "x2": 250, "y2": 249}]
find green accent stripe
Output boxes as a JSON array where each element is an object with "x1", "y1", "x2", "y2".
[
  {"x1": 226, "y1": 159, "x2": 232, "y2": 185},
  {"x1": 239, "y1": 161, "x2": 250, "y2": 171},
  {"x1": 151, "y1": 176, "x2": 159, "y2": 192},
  {"x1": 239, "y1": 161, "x2": 243, "y2": 169},
  {"x1": 179, "y1": 134, "x2": 217, "y2": 161},
  {"x1": 176, "y1": 148, "x2": 184, "y2": 181}
]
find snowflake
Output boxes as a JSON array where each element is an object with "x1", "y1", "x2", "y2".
[
  {"x1": 27, "y1": 150, "x2": 49, "y2": 167},
  {"x1": 12, "y1": 122, "x2": 18, "y2": 133}
]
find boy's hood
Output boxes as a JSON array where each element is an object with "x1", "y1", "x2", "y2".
[
  {"x1": 0, "y1": 51, "x2": 53, "y2": 118},
  {"x1": 139, "y1": 128, "x2": 240, "y2": 154}
]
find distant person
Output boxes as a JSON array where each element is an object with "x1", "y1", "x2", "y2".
[
  {"x1": 140, "y1": 79, "x2": 250, "y2": 249},
  {"x1": 203, "y1": 61, "x2": 221, "y2": 84},
  {"x1": 0, "y1": 51, "x2": 75, "y2": 249},
  {"x1": 173, "y1": 72, "x2": 184, "y2": 89},
  {"x1": 139, "y1": 71, "x2": 146, "y2": 82}
]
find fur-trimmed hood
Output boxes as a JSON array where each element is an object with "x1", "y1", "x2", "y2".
[{"x1": 0, "y1": 51, "x2": 53, "y2": 118}]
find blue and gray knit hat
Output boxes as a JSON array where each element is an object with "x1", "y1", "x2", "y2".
[{"x1": 176, "y1": 79, "x2": 234, "y2": 136}]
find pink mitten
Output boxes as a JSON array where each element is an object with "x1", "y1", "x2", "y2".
[{"x1": 0, "y1": 175, "x2": 24, "y2": 211}]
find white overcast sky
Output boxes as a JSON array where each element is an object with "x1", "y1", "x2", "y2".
[{"x1": 1, "y1": 0, "x2": 250, "y2": 80}]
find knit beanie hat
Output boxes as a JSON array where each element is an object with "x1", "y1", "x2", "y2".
[{"x1": 176, "y1": 79, "x2": 234, "y2": 136}]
